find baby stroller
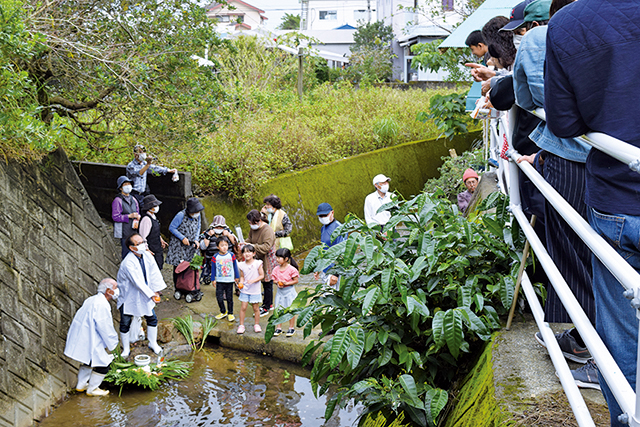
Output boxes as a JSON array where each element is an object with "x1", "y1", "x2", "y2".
[{"x1": 173, "y1": 259, "x2": 203, "y2": 303}]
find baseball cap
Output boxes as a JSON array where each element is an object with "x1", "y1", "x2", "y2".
[
  {"x1": 523, "y1": 0, "x2": 551, "y2": 23},
  {"x1": 372, "y1": 174, "x2": 391, "y2": 185},
  {"x1": 316, "y1": 203, "x2": 333, "y2": 216},
  {"x1": 500, "y1": 0, "x2": 534, "y2": 31}
]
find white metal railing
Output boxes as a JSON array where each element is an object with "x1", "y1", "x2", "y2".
[{"x1": 484, "y1": 106, "x2": 640, "y2": 427}]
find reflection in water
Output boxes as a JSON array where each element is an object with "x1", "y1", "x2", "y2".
[{"x1": 40, "y1": 346, "x2": 360, "y2": 427}]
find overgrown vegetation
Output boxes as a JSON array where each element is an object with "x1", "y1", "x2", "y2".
[
  {"x1": 267, "y1": 190, "x2": 524, "y2": 425},
  {"x1": 417, "y1": 92, "x2": 472, "y2": 139},
  {"x1": 423, "y1": 148, "x2": 486, "y2": 203}
]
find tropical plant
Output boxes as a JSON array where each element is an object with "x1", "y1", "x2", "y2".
[
  {"x1": 173, "y1": 314, "x2": 217, "y2": 351},
  {"x1": 417, "y1": 91, "x2": 472, "y2": 140},
  {"x1": 277, "y1": 13, "x2": 301, "y2": 30},
  {"x1": 266, "y1": 190, "x2": 523, "y2": 426}
]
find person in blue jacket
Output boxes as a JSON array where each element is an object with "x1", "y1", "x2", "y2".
[{"x1": 314, "y1": 203, "x2": 345, "y2": 288}]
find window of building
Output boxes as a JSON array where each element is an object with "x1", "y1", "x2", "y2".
[
  {"x1": 354, "y1": 9, "x2": 367, "y2": 21},
  {"x1": 319, "y1": 10, "x2": 337, "y2": 20},
  {"x1": 217, "y1": 15, "x2": 230, "y2": 22}
]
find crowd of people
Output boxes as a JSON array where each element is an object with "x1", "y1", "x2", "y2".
[{"x1": 465, "y1": 0, "x2": 640, "y2": 425}]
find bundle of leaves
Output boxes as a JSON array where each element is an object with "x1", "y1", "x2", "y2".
[
  {"x1": 172, "y1": 314, "x2": 217, "y2": 351},
  {"x1": 105, "y1": 359, "x2": 192, "y2": 395},
  {"x1": 266, "y1": 190, "x2": 523, "y2": 426}
]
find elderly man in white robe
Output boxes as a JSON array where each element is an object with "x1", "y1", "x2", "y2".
[
  {"x1": 64, "y1": 278, "x2": 119, "y2": 397},
  {"x1": 117, "y1": 233, "x2": 167, "y2": 358}
]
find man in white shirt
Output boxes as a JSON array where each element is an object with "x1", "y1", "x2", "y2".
[
  {"x1": 364, "y1": 174, "x2": 393, "y2": 227},
  {"x1": 64, "y1": 278, "x2": 120, "y2": 396}
]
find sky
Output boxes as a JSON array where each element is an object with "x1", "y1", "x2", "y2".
[{"x1": 246, "y1": 0, "x2": 302, "y2": 30}]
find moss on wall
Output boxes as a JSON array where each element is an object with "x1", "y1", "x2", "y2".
[
  {"x1": 202, "y1": 131, "x2": 479, "y2": 250},
  {"x1": 443, "y1": 337, "x2": 514, "y2": 427}
]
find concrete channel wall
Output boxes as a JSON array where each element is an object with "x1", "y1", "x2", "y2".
[{"x1": 0, "y1": 149, "x2": 120, "y2": 427}]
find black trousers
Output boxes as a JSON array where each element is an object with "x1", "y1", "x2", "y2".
[
  {"x1": 216, "y1": 282, "x2": 234, "y2": 314},
  {"x1": 262, "y1": 280, "x2": 273, "y2": 309}
]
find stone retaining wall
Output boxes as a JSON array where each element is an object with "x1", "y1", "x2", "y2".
[{"x1": 0, "y1": 149, "x2": 120, "y2": 427}]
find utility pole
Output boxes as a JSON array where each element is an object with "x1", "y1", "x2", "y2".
[{"x1": 297, "y1": 47, "x2": 304, "y2": 101}]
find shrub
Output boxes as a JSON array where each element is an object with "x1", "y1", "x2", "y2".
[
  {"x1": 423, "y1": 147, "x2": 486, "y2": 203},
  {"x1": 266, "y1": 190, "x2": 523, "y2": 426}
]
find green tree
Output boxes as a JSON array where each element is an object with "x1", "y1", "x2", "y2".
[
  {"x1": 277, "y1": 13, "x2": 301, "y2": 30},
  {"x1": 349, "y1": 20, "x2": 395, "y2": 83}
]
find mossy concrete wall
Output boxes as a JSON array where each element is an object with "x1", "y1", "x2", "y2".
[{"x1": 202, "y1": 131, "x2": 479, "y2": 250}]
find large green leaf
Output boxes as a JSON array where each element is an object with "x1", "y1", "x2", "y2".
[
  {"x1": 378, "y1": 329, "x2": 389, "y2": 345},
  {"x1": 406, "y1": 295, "x2": 429, "y2": 318},
  {"x1": 425, "y1": 388, "x2": 448, "y2": 426},
  {"x1": 342, "y1": 234, "x2": 359, "y2": 267},
  {"x1": 363, "y1": 234, "x2": 374, "y2": 261},
  {"x1": 329, "y1": 328, "x2": 349, "y2": 368},
  {"x1": 410, "y1": 256, "x2": 428, "y2": 282},
  {"x1": 443, "y1": 309, "x2": 463, "y2": 359},
  {"x1": 399, "y1": 374, "x2": 424, "y2": 409},
  {"x1": 380, "y1": 267, "x2": 394, "y2": 297},
  {"x1": 431, "y1": 310, "x2": 445, "y2": 347},
  {"x1": 362, "y1": 286, "x2": 380, "y2": 314},
  {"x1": 346, "y1": 327, "x2": 365, "y2": 370},
  {"x1": 377, "y1": 346, "x2": 392, "y2": 366},
  {"x1": 301, "y1": 245, "x2": 322, "y2": 274},
  {"x1": 499, "y1": 275, "x2": 515, "y2": 308}
]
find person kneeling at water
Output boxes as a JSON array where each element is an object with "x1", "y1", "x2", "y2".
[{"x1": 64, "y1": 278, "x2": 120, "y2": 396}]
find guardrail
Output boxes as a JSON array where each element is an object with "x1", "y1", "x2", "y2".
[{"x1": 484, "y1": 107, "x2": 640, "y2": 427}]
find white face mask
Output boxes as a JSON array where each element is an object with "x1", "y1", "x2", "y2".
[
  {"x1": 111, "y1": 288, "x2": 120, "y2": 300},
  {"x1": 135, "y1": 243, "x2": 146, "y2": 253},
  {"x1": 250, "y1": 224, "x2": 260, "y2": 230},
  {"x1": 122, "y1": 184, "x2": 132, "y2": 194},
  {"x1": 513, "y1": 33, "x2": 524, "y2": 50},
  {"x1": 319, "y1": 216, "x2": 331, "y2": 225},
  {"x1": 150, "y1": 206, "x2": 159, "y2": 214},
  {"x1": 190, "y1": 212, "x2": 200, "y2": 219},
  {"x1": 378, "y1": 183, "x2": 389, "y2": 194},
  {"x1": 214, "y1": 228, "x2": 223, "y2": 234},
  {"x1": 266, "y1": 208, "x2": 275, "y2": 213},
  {"x1": 138, "y1": 152, "x2": 147, "y2": 161}
]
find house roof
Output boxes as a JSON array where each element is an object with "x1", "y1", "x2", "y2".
[
  {"x1": 235, "y1": 22, "x2": 252, "y2": 30},
  {"x1": 438, "y1": 0, "x2": 522, "y2": 48},
  {"x1": 334, "y1": 24, "x2": 356, "y2": 30},
  {"x1": 207, "y1": 0, "x2": 265, "y2": 14}
]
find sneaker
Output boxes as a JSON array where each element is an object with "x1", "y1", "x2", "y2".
[
  {"x1": 273, "y1": 328, "x2": 283, "y2": 337},
  {"x1": 535, "y1": 329, "x2": 592, "y2": 363},
  {"x1": 286, "y1": 328, "x2": 295, "y2": 337},
  {"x1": 570, "y1": 360, "x2": 600, "y2": 390},
  {"x1": 228, "y1": 314, "x2": 235, "y2": 322},
  {"x1": 254, "y1": 324, "x2": 262, "y2": 333},
  {"x1": 237, "y1": 325, "x2": 245, "y2": 334},
  {"x1": 269, "y1": 305, "x2": 274, "y2": 311},
  {"x1": 259, "y1": 307, "x2": 269, "y2": 317},
  {"x1": 215, "y1": 312, "x2": 227, "y2": 320}
]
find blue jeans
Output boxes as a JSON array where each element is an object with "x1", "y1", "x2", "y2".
[{"x1": 588, "y1": 208, "x2": 640, "y2": 427}]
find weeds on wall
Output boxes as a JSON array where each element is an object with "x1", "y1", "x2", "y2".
[{"x1": 266, "y1": 190, "x2": 523, "y2": 426}]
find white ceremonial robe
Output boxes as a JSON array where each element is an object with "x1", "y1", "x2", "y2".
[
  {"x1": 117, "y1": 250, "x2": 167, "y2": 317},
  {"x1": 64, "y1": 293, "x2": 118, "y2": 367}
]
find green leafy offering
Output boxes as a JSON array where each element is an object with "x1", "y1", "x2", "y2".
[
  {"x1": 267, "y1": 190, "x2": 524, "y2": 426},
  {"x1": 105, "y1": 359, "x2": 192, "y2": 395},
  {"x1": 190, "y1": 255, "x2": 204, "y2": 271},
  {"x1": 172, "y1": 314, "x2": 216, "y2": 351}
]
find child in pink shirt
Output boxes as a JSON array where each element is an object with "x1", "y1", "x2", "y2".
[
  {"x1": 271, "y1": 248, "x2": 299, "y2": 337},
  {"x1": 237, "y1": 245, "x2": 265, "y2": 334}
]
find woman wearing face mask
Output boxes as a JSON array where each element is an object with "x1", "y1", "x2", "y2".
[
  {"x1": 261, "y1": 194, "x2": 293, "y2": 251},
  {"x1": 139, "y1": 194, "x2": 168, "y2": 270},
  {"x1": 166, "y1": 197, "x2": 205, "y2": 286},
  {"x1": 112, "y1": 176, "x2": 141, "y2": 259},
  {"x1": 199, "y1": 215, "x2": 238, "y2": 285},
  {"x1": 244, "y1": 209, "x2": 276, "y2": 316}
]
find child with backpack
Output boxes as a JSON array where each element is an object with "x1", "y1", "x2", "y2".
[
  {"x1": 212, "y1": 238, "x2": 240, "y2": 322},
  {"x1": 236, "y1": 245, "x2": 265, "y2": 334},
  {"x1": 271, "y1": 248, "x2": 299, "y2": 337}
]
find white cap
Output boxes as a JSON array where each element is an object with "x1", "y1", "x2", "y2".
[{"x1": 372, "y1": 174, "x2": 391, "y2": 185}]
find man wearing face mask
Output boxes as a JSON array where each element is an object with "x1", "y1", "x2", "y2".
[
  {"x1": 199, "y1": 215, "x2": 238, "y2": 285},
  {"x1": 166, "y1": 198, "x2": 205, "y2": 287},
  {"x1": 139, "y1": 194, "x2": 167, "y2": 270},
  {"x1": 126, "y1": 144, "x2": 178, "y2": 205},
  {"x1": 364, "y1": 174, "x2": 393, "y2": 227},
  {"x1": 313, "y1": 203, "x2": 345, "y2": 287},
  {"x1": 64, "y1": 278, "x2": 120, "y2": 396},
  {"x1": 117, "y1": 233, "x2": 167, "y2": 358},
  {"x1": 112, "y1": 176, "x2": 141, "y2": 259}
]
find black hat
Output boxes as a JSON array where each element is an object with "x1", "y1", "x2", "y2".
[
  {"x1": 186, "y1": 197, "x2": 204, "y2": 214},
  {"x1": 141, "y1": 194, "x2": 162, "y2": 211}
]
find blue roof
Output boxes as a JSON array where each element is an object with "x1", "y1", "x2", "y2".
[
  {"x1": 438, "y1": 0, "x2": 522, "y2": 49},
  {"x1": 334, "y1": 24, "x2": 357, "y2": 30}
]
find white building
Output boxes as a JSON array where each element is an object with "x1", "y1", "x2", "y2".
[
  {"x1": 206, "y1": 0, "x2": 268, "y2": 31},
  {"x1": 301, "y1": 1, "x2": 377, "y2": 31}
]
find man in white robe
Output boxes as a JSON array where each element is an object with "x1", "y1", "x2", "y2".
[
  {"x1": 117, "y1": 233, "x2": 167, "y2": 357},
  {"x1": 64, "y1": 278, "x2": 119, "y2": 396}
]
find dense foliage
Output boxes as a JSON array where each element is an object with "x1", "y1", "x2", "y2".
[
  {"x1": 347, "y1": 21, "x2": 395, "y2": 83},
  {"x1": 417, "y1": 91, "x2": 472, "y2": 140},
  {"x1": 277, "y1": 13, "x2": 301, "y2": 30},
  {"x1": 267, "y1": 190, "x2": 523, "y2": 425},
  {"x1": 423, "y1": 148, "x2": 486, "y2": 203},
  {"x1": 106, "y1": 359, "x2": 192, "y2": 395},
  {"x1": 410, "y1": 41, "x2": 475, "y2": 83}
]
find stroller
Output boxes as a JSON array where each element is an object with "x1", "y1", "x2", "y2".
[{"x1": 173, "y1": 259, "x2": 203, "y2": 303}]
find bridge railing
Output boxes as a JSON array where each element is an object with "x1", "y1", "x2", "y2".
[{"x1": 483, "y1": 106, "x2": 640, "y2": 427}]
